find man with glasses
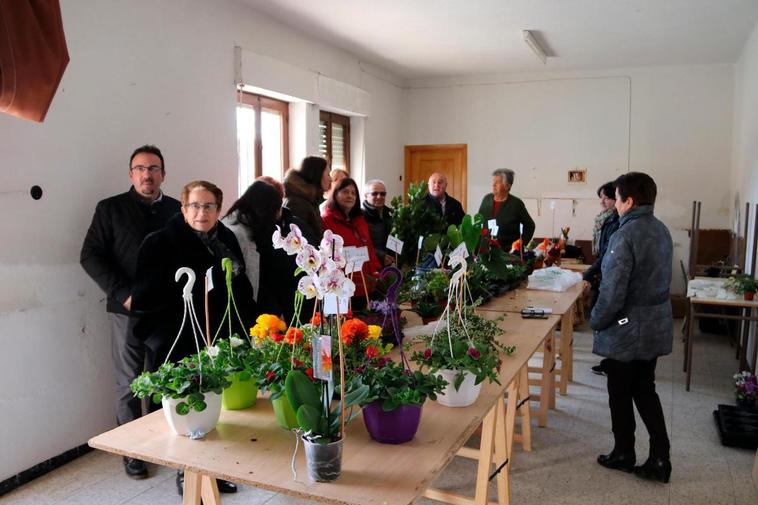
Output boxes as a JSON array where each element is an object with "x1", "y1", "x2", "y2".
[
  {"x1": 362, "y1": 179, "x2": 394, "y2": 265},
  {"x1": 80, "y1": 145, "x2": 181, "y2": 480}
]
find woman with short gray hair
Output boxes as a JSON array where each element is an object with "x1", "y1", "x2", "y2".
[{"x1": 478, "y1": 168, "x2": 535, "y2": 249}]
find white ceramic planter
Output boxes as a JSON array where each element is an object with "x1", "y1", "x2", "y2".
[
  {"x1": 162, "y1": 392, "x2": 222, "y2": 438},
  {"x1": 436, "y1": 369, "x2": 482, "y2": 408}
]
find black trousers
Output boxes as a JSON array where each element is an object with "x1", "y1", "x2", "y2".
[{"x1": 606, "y1": 358, "x2": 670, "y2": 459}]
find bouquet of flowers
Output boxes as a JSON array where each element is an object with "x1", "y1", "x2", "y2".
[{"x1": 734, "y1": 371, "x2": 758, "y2": 405}]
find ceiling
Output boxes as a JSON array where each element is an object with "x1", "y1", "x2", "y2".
[{"x1": 239, "y1": 0, "x2": 758, "y2": 80}]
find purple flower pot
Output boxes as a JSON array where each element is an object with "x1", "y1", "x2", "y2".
[{"x1": 362, "y1": 402, "x2": 423, "y2": 444}]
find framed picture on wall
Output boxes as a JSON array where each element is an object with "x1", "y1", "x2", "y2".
[{"x1": 568, "y1": 169, "x2": 586, "y2": 183}]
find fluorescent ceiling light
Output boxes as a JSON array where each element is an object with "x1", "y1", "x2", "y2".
[{"x1": 523, "y1": 30, "x2": 547, "y2": 64}]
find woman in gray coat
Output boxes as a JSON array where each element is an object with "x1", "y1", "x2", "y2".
[{"x1": 590, "y1": 172, "x2": 673, "y2": 484}]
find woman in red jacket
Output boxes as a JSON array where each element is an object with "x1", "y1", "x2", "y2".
[{"x1": 321, "y1": 177, "x2": 381, "y2": 308}]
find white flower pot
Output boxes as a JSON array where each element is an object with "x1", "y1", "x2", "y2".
[
  {"x1": 161, "y1": 392, "x2": 222, "y2": 438},
  {"x1": 436, "y1": 369, "x2": 482, "y2": 408}
]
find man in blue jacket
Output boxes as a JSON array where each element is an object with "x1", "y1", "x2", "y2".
[{"x1": 590, "y1": 172, "x2": 673, "y2": 484}]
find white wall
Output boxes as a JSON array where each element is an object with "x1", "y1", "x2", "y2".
[
  {"x1": 406, "y1": 65, "x2": 735, "y2": 294},
  {"x1": 733, "y1": 19, "x2": 758, "y2": 367},
  {"x1": 0, "y1": 0, "x2": 405, "y2": 481}
]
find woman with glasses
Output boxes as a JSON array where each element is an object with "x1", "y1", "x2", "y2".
[
  {"x1": 321, "y1": 177, "x2": 381, "y2": 309},
  {"x1": 131, "y1": 180, "x2": 256, "y2": 495}
]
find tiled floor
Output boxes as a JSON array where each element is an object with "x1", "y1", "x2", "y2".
[{"x1": 3, "y1": 320, "x2": 757, "y2": 504}]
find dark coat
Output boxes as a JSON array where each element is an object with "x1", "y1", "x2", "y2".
[
  {"x1": 80, "y1": 188, "x2": 181, "y2": 315},
  {"x1": 424, "y1": 193, "x2": 465, "y2": 227},
  {"x1": 283, "y1": 169, "x2": 322, "y2": 240},
  {"x1": 590, "y1": 205, "x2": 673, "y2": 362},
  {"x1": 361, "y1": 202, "x2": 393, "y2": 264},
  {"x1": 477, "y1": 193, "x2": 535, "y2": 248},
  {"x1": 583, "y1": 211, "x2": 620, "y2": 284},
  {"x1": 132, "y1": 215, "x2": 258, "y2": 365}
]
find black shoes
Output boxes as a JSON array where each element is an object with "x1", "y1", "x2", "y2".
[
  {"x1": 634, "y1": 457, "x2": 672, "y2": 483},
  {"x1": 591, "y1": 364, "x2": 606, "y2": 375},
  {"x1": 176, "y1": 471, "x2": 238, "y2": 495},
  {"x1": 123, "y1": 457, "x2": 148, "y2": 479},
  {"x1": 597, "y1": 451, "x2": 635, "y2": 473}
]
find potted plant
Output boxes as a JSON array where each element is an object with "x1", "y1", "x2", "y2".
[
  {"x1": 131, "y1": 349, "x2": 230, "y2": 438},
  {"x1": 733, "y1": 371, "x2": 758, "y2": 409},
  {"x1": 285, "y1": 369, "x2": 368, "y2": 482},
  {"x1": 211, "y1": 335, "x2": 262, "y2": 410},
  {"x1": 251, "y1": 313, "x2": 314, "y2": 429},
  {"x1": 389, "y1": 182, "x2": 447, "y2": 268},
  {"x1": 410, "y1": 305, "x2": 514, "y2": 407},
  {"x1": 402, "y1": 268, "x2": 449, "y2": 324},
  {"x1": 725, "y1": 275, "x2": 758, "y2": 300}
]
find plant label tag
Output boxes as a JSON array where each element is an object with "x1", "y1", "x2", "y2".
[
  {"x1": 491, "y1": 224, "x2": 499, "y2": 236},
  {"x1": 450, "y1": 242, "x2": 469, "y2": 260},
  {"x1": 506, "y1": 264, "x2": 514, "y2": 269},
  {"x1": 323, "y1": 294, "x2": 350, "y2": 315},
  {"x1": 488, "y1": 219, "x2": 497, "y2": 229},
  {"x1": 206, "y1": 266, "x2": 214, "y2": 292},
  {"x1": 343, "y1": 246, "x2": 368, "y2": 273},
  {"x1": 312, "y1": 334, "x2": 333, "y2": 381},
  {"x1": 434, "y1": 245, "x2": 443, "y2": 266},
  {"x1": 386, "y1": 235, "x2": 404, "y2": 254},
  {"x1": 418, "y1": 235, "x2": 424, "y2": 249},
  {"x1": 519, "y1": 223, "x2": 524, "y2": 235}
]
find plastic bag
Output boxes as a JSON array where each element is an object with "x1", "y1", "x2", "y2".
[{"x1": 527, "y1": 266, "x2": 582, "y2": 292}]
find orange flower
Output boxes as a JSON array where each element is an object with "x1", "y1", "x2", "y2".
[
  {"x1": 284, "y1": 327, "x2": 304, "y2": 345},
  {"x1": 321, "y1": 351, "x2": 332, "y2": 372},
  {"x1": 365, "y1": 344, "x2": 379, "y2": 359},
  {"x1": 340, "y1": 318, "x2": 368, "y2": 346},
  {"x1": 310, "y1": 312, "x2": 321, "y2": 326}
]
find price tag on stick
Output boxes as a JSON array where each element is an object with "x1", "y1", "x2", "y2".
[{"x1": 386, "y1": 235, "x2": 404, "y2": 255}]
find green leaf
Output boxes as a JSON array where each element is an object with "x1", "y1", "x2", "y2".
[
  {"x1": 296, "y1": 404, "x2": 322, "y2": 433},
  {"x1": 285, "y1": 370, "x2": 321, "y2": 413},
  {"x1": 175, "y1": 402, "x2": 190, "y2": 416}
]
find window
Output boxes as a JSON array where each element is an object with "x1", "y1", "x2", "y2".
[
  {"x1": 319, "y1": 111, "x2": 350, "y2": 172},
  {"x1": 236, "y1": 92, "x2": 289, "y2": 194}
]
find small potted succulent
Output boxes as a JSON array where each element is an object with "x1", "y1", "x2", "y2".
[{"x1": 131, "y1": 349, "x2": 230, "y2": 438}]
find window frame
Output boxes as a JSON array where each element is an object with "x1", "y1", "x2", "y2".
[
  {"x1": 319, "y1": 110, "x2": 350, "y2": 172},
  {"x1": 238, "y1": 91, "x2": 290, "y2": 179}
]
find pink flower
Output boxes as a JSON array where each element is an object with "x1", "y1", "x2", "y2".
[
  {"x1": 467, "y1": 347, "x2": 481, "y2": 360},
  {"x1": 423, "y1": 348, "x2": 433, "y2": 361}
]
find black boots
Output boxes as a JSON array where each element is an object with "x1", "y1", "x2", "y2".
[
  {"x1": 597, "y1": 451, "x2": 635, "y2": 472},
  {"x1": 176, "y1": 471, "x2": 238, "y2": 495},
  {"x1": 633, "y1": 456, "x2": 672, "y2": 483},
  {"x1": 123, "y1": 457, "x2": 148, "y2": 479}
]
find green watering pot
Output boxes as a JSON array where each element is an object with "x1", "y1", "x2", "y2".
[
  {"x1": 221, "y1": 372, "x2": 258, "y2": 410},
  {"x1": 271, "y1": 393, "x2": 298, "y2": 430}
]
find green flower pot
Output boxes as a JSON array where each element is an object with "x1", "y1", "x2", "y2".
[
  {"x1": 272, "y1": 393, "x2": 298, "y2": 430},
  {"x1": 221, "y1": 372, "x2": 258, "y2": 410}
]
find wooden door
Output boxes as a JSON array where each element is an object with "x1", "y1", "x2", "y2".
[{"x1": 404, "y1": 144, "x2": 467, "y2": 211}]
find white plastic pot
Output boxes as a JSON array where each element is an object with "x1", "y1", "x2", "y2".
[
  {"x1": 162, "y1": 392, "x2": 222, "y2": 438},
  {"x1": 436, "y1": 369, "x2": 482, "y2": 408}
]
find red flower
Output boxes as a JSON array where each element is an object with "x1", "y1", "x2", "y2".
[
  {"x1": 481, "y1": 228, "x2": 489, "y2": 236},
  {"x1": 292, "y1": 358, "x2": 304, "y2": 368},
  {"x1": 340, "y1": 318, "x2": 369, "y2": 346},
  {"x1": 423, "y1": 348, "x2": 433, "y2": 361},
  {"x1": 284, "y1": 327, "x2": 303, "y2": 345},
  {"x1": 376, "y1": 357, "x2": 391, "y2": 368},
  {"x1": 310, "y1": 312, "x2": 321, "y2": 326},
  {"x1": 365, "y1": 344, "x2": 379, "y2": 359},
  {"x1": 489, "y1": 238, "x2": 501, "y2": 248},
  {"x1": 346, "y1": 308, "x2": 353, "y2": 319},
  {"x1": 305, "y1": 367, "x2": 314, "y2": 379},
  {"x1": 271, "y1": 333, "x2": 284, "y2": 343},
  {"x1": 467, "y1": 347, "x2": 481, "y2": 360},
  {"x1": 265, "y1": 371, "x2": 275, "y2": 382}
]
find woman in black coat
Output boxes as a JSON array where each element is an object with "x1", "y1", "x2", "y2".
[{"x1": 133, "y1": 180, "x2": 258, "y2": 369}]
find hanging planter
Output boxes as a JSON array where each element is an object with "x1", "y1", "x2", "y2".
[
  {"x1": 222, "y1": 372, "x2": 258, "y2": 410},
  {"x1": 271, "y1": 393, "x2": 299, "y2": 430},
  {"x1": 435, "y1": 369, "x2": 482, "y2": 408},
  {"x1": 362, "y1": 402, "x2": 423, "y2": 444},
  {"x1": 162, "y1": 392, "x2": 222, "y2": 437}
]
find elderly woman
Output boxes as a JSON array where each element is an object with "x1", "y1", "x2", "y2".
[
  {"x1": 321, "y1": 177, "x2": 381, "y2": 308},
  {"x1": 132, "y1": 180, "x2": 256, "y2": 495},
  {"x1": 477, "y1": 168, "x2": 535, "y2": 248},
  {"x1": 591, "y1": 172, "x2": 672, "y2": 484},
  {"x1": 284, "y1": 156, "x2": 330, "y2": 240}
]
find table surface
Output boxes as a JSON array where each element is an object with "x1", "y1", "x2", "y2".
[
  {"x1": 688, "y1": 296, "x2": 758, "y2": 309},
  {"x1": 89, "y1": 315, "x2": 560, "y2": 505},
  {"x1": 479, "y1": 282, "x2": 584, "y2": 315}
]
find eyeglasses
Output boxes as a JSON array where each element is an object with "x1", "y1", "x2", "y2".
[
  {"x1": 130, "y1": 165, "x2": 162, "y2": 174},
  {"x1": 184, "y1": 202, "x2": 219, "y2": 211},
  {"x1": 368, "y1": 191, "x2": 387, "y2": 197}
]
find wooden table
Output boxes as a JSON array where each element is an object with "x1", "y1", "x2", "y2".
[
  {"x1": 684, "y1": 295, "x2": 758, "y2": 391},
  {"x1": 479, "y1": 283, "x2": 583, "y2": 399},
  {"x1": 89, "y1": 315, "x2": 559, "y2": 505}
]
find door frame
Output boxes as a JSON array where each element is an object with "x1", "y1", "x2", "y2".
[{"x1": 404, "y1": 144, "x2": 468, "y2": 210}]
